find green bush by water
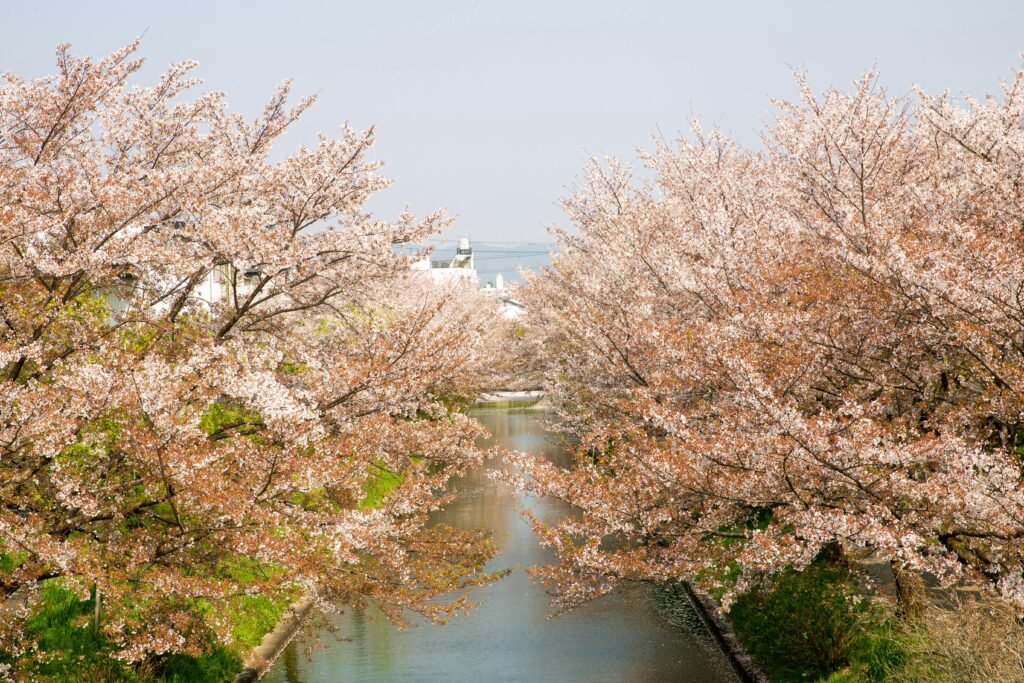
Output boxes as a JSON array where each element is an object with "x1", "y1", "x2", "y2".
[
  {"x1": 729, "y1": 559, "x2": 876, "y2": 682},
  {"x1": 2, "y1": 552, "x2": 299, "y2": 681},
  {"x1": 4, "y1": 582, "x2": 241, "y2": 682}
]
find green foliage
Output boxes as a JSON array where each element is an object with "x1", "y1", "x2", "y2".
[
  {"x1": 289, "y1": 486, "x2": 344, "y2": 512},
  {"x1": 119, "y1": 324, "x2": 160, "y2": 354},
  {"x1": 227, "y1": 595, "x2": 284, "y2": 649},
  {"x1": 71, "y1": 291, "x2": 113, "y2": 328},
  {"x1": 198, "y1": 402, "x2": 264, "y2": 441},
  {"x1": 216, "y1": 555, "x2": 283, "y2": 584},
  {"x1": 694, "y1": 507, "x2": 775, "y2": 601},
  {"x1": 698, "y1": 560, "x2": 742, "y2": 603},
  {"x1": 17, "y1": 583, "x2": 140, "y2": 682},
  {"x1": 842, "y1": 620, "x2": 909, "y2": 682},
  {"x1": 5, "y1": 581, "x2": 261, "y2": 681},
  {"x1": 437, "y1": 392, "x2": 476, "y2": 414},
  {"x1": 358, "y1": 463, "x2": 404, "y2": 509},
  {"x1": 278, "y1": 359, "x2": 308, "y2": 374},
  {"x1": 730, "y1": 559, "x2": 874, "y2": 682},
  {"x1": 708, "y1": 506, "x2": 774, "y2": 547},
  {"x1": 0, "y1": 551, "x2": 26, "y2": 572},
  {"x1": 55, "y1": 414, "x2": 123, "y2": 463},
  {"x1": 210, "y1": 557, "x2": 294, "y2": 651},
  {"x1": 154, "y1": 649, "x2": 240, "y2": 683},
  {"x1": 1013, "y1": 423, "x2": 1024, "y2": 458}
]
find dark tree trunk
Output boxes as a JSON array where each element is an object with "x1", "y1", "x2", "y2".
[{"x1": 818, "y1": 541, "x2": 845, "y2": 565}]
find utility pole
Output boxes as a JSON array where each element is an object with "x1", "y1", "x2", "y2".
[{"x1": 94, "y1": 583, "x2": 101, "y2": 635}]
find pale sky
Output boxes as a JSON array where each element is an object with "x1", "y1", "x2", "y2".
[{"x1": 3, "y1": 1, "x2": 1023, "y2": 244}]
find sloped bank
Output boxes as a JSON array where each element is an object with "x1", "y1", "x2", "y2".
[{"x1": 232, "y1": 594, "x2": 316, "y2": 683}]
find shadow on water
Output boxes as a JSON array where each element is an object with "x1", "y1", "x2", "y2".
[{"x1": 264, "y1": 407, "x2": 738, "y2": 683}]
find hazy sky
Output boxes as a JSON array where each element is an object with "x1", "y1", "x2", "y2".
[{"x1": 3, "y1": 1, "x2": 1024, "y2": 244}]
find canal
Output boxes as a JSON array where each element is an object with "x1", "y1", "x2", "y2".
[{"x1": 264, "y1": 405, "x2": 738, "y2": 683}]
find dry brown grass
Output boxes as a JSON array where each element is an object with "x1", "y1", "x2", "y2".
[{"x1": 881, "y1": 595, "x2": 1024, "y2": 683}]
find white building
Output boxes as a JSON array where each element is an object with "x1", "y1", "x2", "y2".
[
  {"x1": 190, "y1": 263, "x2": 269, "y2": 308},
  {"x1": 411, "y1": 237, "x2": 479, "y2": 287},
  {"x1": 409, "y1": 237, "x2": 524, "y2": 318},
  {"x1": 410, "y1": 237, "x2": 529, "y2": 319},
  {"x1": 482, "y1": 272, "x2": 524, "y2": 320}
]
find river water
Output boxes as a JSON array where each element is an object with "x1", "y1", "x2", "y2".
[{"x1": 264, "y1": 406, "x2": 738, "y2": 683}]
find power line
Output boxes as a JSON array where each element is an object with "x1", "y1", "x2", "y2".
[
  {"x1": 421, "y1": 238, "x2": 556, "y2": 246},
  {"x1": 473, "y1": 256, "x2": 550, "y2": 262},
  {"x1": 469, "y1": 250, "x2": 550, "y2": 255}
]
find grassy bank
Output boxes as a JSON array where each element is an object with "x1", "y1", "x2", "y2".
[
  {"x1": 2, "y1": 582, "x2": 242, "y2": 682},
  {"x1": 719, "y1": 557, "x2": 1024, "y2": 682},
  {"x1": 0, "y1": 554, "x2": 300, "y2": 682},
  {"x1": 1, "y1": 457, "x2": 406, "y2": 682}
]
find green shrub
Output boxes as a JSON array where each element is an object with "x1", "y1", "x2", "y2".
[
  {"x1": 155, "y1": 648, "x2": 240, "y2": 683},
  {"x1": 843, "y1": 619, "x2": 908, "y2": 682},
  {"x1": 4, "y1": 582, "x2": 243, "y2": 682},
  {"x1": 18, "y1": 583, "x2": 140, "y2": 682},
  {"x1": 730, "y1": 560, "x2": 872, "y2": 682}
]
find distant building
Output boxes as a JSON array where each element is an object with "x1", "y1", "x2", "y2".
[
  {"x1": 411, "y1": 237, "x2": 479, "y2": 287},
  {"x1": 102, "y1": 235, "x2": 530, "y2": 326},
  {"x1": 482, "y1": 271, "x2": 524, "y2": 320},
  {"x1": 409, "y1": 237, "x2": 525, "y2": 318},
  {"x1": 192, "y1": 263, "x2": 271, "y2": 308}
]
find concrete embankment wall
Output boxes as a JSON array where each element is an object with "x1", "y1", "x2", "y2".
[{"x1": 681, "y1": 583, "x2": 769, "y2": 683}]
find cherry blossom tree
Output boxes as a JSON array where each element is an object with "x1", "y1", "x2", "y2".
[
  {"x1": 514, "y1": 60, "x2": 1024, "y2": 616},
  {"x1": 1, "y1": 42, "x2": 501, "y2": 667}
]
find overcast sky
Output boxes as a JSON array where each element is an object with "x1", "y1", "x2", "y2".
[{"x1": 3, "y1": 1, "x2": 1024, "y2": 244}]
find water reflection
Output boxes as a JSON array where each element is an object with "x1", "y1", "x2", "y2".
[{"x1": 264, "y1": 408, "x2": 738, "y2": 683}]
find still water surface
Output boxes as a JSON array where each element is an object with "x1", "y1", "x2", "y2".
[{"x1": 265, "y1": 407, "x2": 738, "y2": 683}]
